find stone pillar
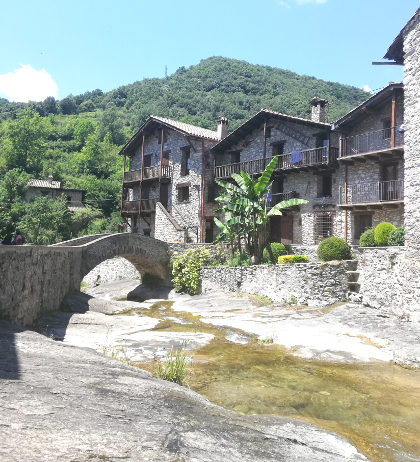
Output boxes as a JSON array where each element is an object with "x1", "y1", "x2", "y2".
[
  {"x1": 216, "y1": 117, "x2": 229, "y2": 140},
  {"x1": 310, "y1": 97, "x2": 329, "y2": 123}
]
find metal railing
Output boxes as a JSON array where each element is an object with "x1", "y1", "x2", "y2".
[
  {"x1": 123, "y1": 164, "x2": 172, "y2": 183},
  {"x1": 266, "y1": 191, "x2": 299, "y2": 208},
  {"x1": 339, "y1": 180, "x2": 404, "y2": 205},
  {"x1": 339, "y1": 127, "x2": 404, "y2": 157},
  {"x1": 214, "y1": 147, "x2": 337, "y2": 179}
]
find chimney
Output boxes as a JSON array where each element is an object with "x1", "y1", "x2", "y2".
[
  {"x1": 310, "y1": 97, "x2": 329, "y2": 123},
  {"x1": 216, "y1": 116, "x2": 229, "y2": 139},
  {"x1": 47, "y1": 174, "x2": 54, "y2": 184}
]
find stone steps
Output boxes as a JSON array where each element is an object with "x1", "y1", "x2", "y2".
[{"x1": 345, "y1": 261, "x2": 360, "y2": 294}]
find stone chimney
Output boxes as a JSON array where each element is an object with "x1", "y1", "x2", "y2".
[
  {"x1": 216, "y1": 117, "x2": 229, "y2": 139},
  {"x1": 310, "y1": 97, "x2": 329, "y2": 123},
  {"x1": 47, "y1": 174, "x2": 54, "y2": 184}
]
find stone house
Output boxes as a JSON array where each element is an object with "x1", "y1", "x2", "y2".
[
  {"x1": 332, "y1": 82, "x2": 405, "y2": 243},
  {"x1": 119, "y1": 116, "x2": 226, "y2": 243},
  {"x1": 26, "y1": 176, "x2": 85, "y2": 212},
  {"x1": 211, "y1": 104, "x2": 343, "y2": 245}
]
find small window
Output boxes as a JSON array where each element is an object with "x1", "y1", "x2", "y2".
[
  {"x1": 143, "y1": 228, "x2": 151, "y2": 237},
  {"x1": 178, "y1": 186, "x2": 189, "y2": 202},
  {"x1": 318, "y1": 175, "x2": 332, "y2": 197},
  {"x1": 181, "y1": 147, "x2": 190, "y2": 176},
  {"x1": 143, "y1": 154, "x2": 152, "y2": 168},
  {"x1": 383, "y1": 119, "x2": 392, "y2": 139},
  {"x1": 272, "y1": 142, "x2": 285, "y2": 156},
  {"x1": 265, "y1": 127, "x2": 272, "y2": 138},
  {"x1": 314, "y1": 212, "x2": 335, "y2": 244}
]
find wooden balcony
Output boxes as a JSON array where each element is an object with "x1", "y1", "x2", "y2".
[
  {"x1": 338, "y1": 180, "x2": 404, "y2": 210},
  {"x1": 267, "y1": 191, "x2": 299, "y2": 208},
  {"x1": 123, "y1": 164, "x2": 172, "y2": 184},
  {"x1": 339, "y1": 127, "x2": 404, "y2": 163},
  {"x1": 120, "y1": 198, "x2": 158, "y2": 215},
  {"x1": 214, "y1": 147, "x2": 338, "y2": 179}
]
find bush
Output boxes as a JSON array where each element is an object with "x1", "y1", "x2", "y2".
[
  {"x1": 388, "y1": 226, "x2": 405, "y2": 246},
  {"x1": 278, "y1": 254, "x2": 309, "y2": 264},
  {"x1": 171, "y1": 248, "x2": 210, "y2": 295},
  {"x1": 374, "y1": 222, "x2": 396, "y2": 246},
  {"x1": 317, "y1": 237, "x2": 351, "y2": 262},
  {"x1": 229, "y1": 252, "x2": 252, "y2": 267},
  {"x1": 207, "y1": 244, "x2": 229, "y2": 266},
  {"x1": 359, "y1": 228, "x2": 376, "y2": 247},
  {"x1": 263, "y1": 242, "x2": 287, "y2": 263}
]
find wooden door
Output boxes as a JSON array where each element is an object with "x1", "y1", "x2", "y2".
[{"x1": 270, "y1": 215, "x2": 293, "y2": 244}]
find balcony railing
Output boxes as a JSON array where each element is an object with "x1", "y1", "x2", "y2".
[
  {"x1": 214, "y1": 147, "x2": 337, "y2": 179},
  {"x1": 142, "y1": 164, "x2": 172, "y2": 180},
  {"x1": 123, "y1": 164, "x2": 172, "y2": 183},
  {"x1": 339, "y1": 180, "x2": 404, "y2": 205},
  {"x1": 121, "y1": 198, "x2": 158, "y2": 214},
  {"x1": 266, "y1": 191, "x2": 299, "y2": 208},
  {"x1": 339, "y1": 127, "x2": 404, "y2": 158}
]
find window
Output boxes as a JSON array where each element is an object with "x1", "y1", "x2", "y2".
[
  {"x1": 265, "y1": 127, "x2": 272, "y2": 138},
  {"x1": 318, "y1": 175, "x2": 332, "y2": 197},
  {"x1": 383, "y1": 119, "x2": 392, "y2": 139},
  {"x1": 181, "y1": 147, "x2": 190, "y2": 176},
  {"x1": 272, "y1": 142, "x2": 285, "y2": 156},
  {"x1": 143, "y1": 154, "x2": 152, "y2": 167},
  {"x1": 314, "y1": 212, "x2": 335, "y2": 244},
  {"x1": 177, "y1": 185, "x2": 190, "y2": 202},
  {"x1": 143, "y1": 228, "x2": 151, "y2": 237}
]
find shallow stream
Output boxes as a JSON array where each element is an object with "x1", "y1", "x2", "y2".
[{"x1": 121, "y1": 300, "x2": 420, "y2": 462}]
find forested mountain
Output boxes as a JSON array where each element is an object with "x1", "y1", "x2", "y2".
[{"x1": 0, "y1": 57, "x2": 369, "y2": 243}]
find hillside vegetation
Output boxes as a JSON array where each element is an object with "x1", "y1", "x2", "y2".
[{"x1": 0, "y1": 57, "x2": 369, "y2": 243}]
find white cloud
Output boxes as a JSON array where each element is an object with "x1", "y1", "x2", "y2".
[
  {"x1": 295, "y1": 0, "x2": 327, "y2": 4},
  {"x1": 0, "y1": 65, "x2": 58, "y2": 102},
  {"x1": 362, "y1": 84, "x2": 373, "y2": 94}
]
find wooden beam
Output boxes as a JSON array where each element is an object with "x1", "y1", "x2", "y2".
[{"x1": 391, "y1": 91, "x2": 396, "y2": 148}]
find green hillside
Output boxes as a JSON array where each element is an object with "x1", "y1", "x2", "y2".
[{"x1": 0, "y1": 57, "x2": 369, "y2": 243}]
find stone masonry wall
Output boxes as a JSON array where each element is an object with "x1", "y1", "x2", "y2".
[
  {"x1": 154, "y1": 202, "x2": 185, "y2": 243},
  {"x1": 0, "y1": 246, "x2": 82, "y2": 327},
  {"x1": 201, "y1": 261, "x2": 349, "y2": 307}
]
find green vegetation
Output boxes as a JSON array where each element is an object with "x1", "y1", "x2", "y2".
[
  {"x1": 228, "y1": 252, "x2": 252, "y2": 267},
  {"x1": 277, "y1": 254, "x2": 309, "y2": 264},
  {"x1": 171, "y1": 248, "x2": 210, "y2": 295},
  {"x1": 359, "y1": 228, "x2": 376, "y2": 247},
  {"x1": 317, "y1": 237, "x2": 351, "y2": 262},
  {"x1": 0, "y1": 57, "x2": 368, "y2": 242},
  {"x1": 263, "y1": 242, "x2": 287, "y2": 263},
  {"x1": 215, "y1": 156, "x2": 308, "y2": 262},
  {"x1": 388, "y1": 226, "x2": 405, "y2": 246},
  {"x1": 374, "y1": 222, "x2": 396, "y2": 246},
  {"x1": 154, "y1": 347, "x2": 190, "y2": 385}
]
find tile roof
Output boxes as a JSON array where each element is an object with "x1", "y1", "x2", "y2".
[
  {"x1": 151, "y1": 116, "x2": 220, "y2": 141},
  {"x1": 28, "y1": 179, "x2": 62, "y2": 189}
]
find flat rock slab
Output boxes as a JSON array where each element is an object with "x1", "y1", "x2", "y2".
[
  {"x1": 172, "y1": 292, "x2": 420, "y2": 365},
  {"x1": 0, "y1": 321, "x2": 367, "y2": 462}
]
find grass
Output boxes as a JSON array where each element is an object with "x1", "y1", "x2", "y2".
[
  {"x1": 154, "y1": 347, "x2": 190, "y2": 385},
  {"x1": 101, "y1": 344, "x2": 130, "y2": 364},
  {"x1": 257, "y1": 337, "x2": 274, "y2": 345},
  {"x1": 80, "y1": 281, "x2": 89, "y2": 292}
]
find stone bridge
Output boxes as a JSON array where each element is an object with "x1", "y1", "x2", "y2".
[{"x1": 0, "y1": 234, "x2": 171, "y2": 328}]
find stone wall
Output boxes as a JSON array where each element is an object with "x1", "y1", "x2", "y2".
[
  {"x1": 201, "y1": 261, "x2": 349, "y2": 307},
  {"x1": 82, "y1": 257, "x2": 140, "y2": 286},
  {"x1": 154, "y1": 202, "x2": 185, "y2": 243}
]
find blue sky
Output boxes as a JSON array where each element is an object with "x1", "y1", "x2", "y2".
[{"x1": 0, "y1": 0, "x2": 417, "y2": 102}]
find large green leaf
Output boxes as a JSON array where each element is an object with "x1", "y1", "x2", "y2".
[
  {"x1": 267, "y1": 198, "x2": 308, "y2": 216},
  {"x1": 254, "y1": 156, "x2": 278, "y2": 195}
]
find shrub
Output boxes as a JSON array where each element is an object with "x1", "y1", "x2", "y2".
[
  {"x1": 359, "y1": 228, "x2": 376, "y2": 247},
  {"x1": 171, "y1": 248, "x2": 210, "y2": 295},
  {"x1": 263, "y1": 242, "x2": 287, "y2": 263},
  {"x1": 229, "y1": 252, "x2": 252, "y2": 267},
  {"x1": 374, "y1": 222, "x2": 396, "y2": 246},
  {"x1": 207, "y1": 244, "x2": 229, "y2": 266},
  {"x1": 277, "y1": 254, "x2": 309, "y2": 264},
  {"x1": 388, "y1": 226, "x2": 405, "y2": 246},
  {"x1": 317, "y1": 237, "x2": 351, "y2": 262},
  {"x1": 154, "y1": 348, "x2": 189, "y2": 385}
]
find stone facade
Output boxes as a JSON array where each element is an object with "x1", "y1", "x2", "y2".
[{"x1": 201, "y1": 261, "x2": 349, "y2": 307}]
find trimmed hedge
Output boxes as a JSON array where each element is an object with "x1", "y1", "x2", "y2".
[
  {"x1": 278, "y1": 254, "x2": 309, "y2": 264},
  {"x1": 263, "y1": 242, "x2": 287, "y2": 263},
  {"x1": 317, "y1": 237, "x2": 351, "y2": 262},
  {"x1": 359, "y1": 228, "x2": 376, "y2": 247},
  {"x1": 388, "y1": 226, "x2": 405, "y2": 246},
  {"x1": 374, "y1": 222, "x2": 396, "y2": 246}
]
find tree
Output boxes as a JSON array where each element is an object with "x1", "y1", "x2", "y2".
[
  {"x1": 215, "y1": 156, "x2": 308, "y2": 262},
  {"x1": 1, "y1": 109, "x2": 48, "y2": 174},
  {"x1": 98, "y1": 105, "x2": 125, "y2": 145},
  {"x1": 59, "y1": 96, "x2": 77, "y2": 115},
  {"x1": 73, "y1": 118, "x2": 96, "y2": 147},
  {"x1": 17, "y1": 195, "x2": 72, "y2": 245}
]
